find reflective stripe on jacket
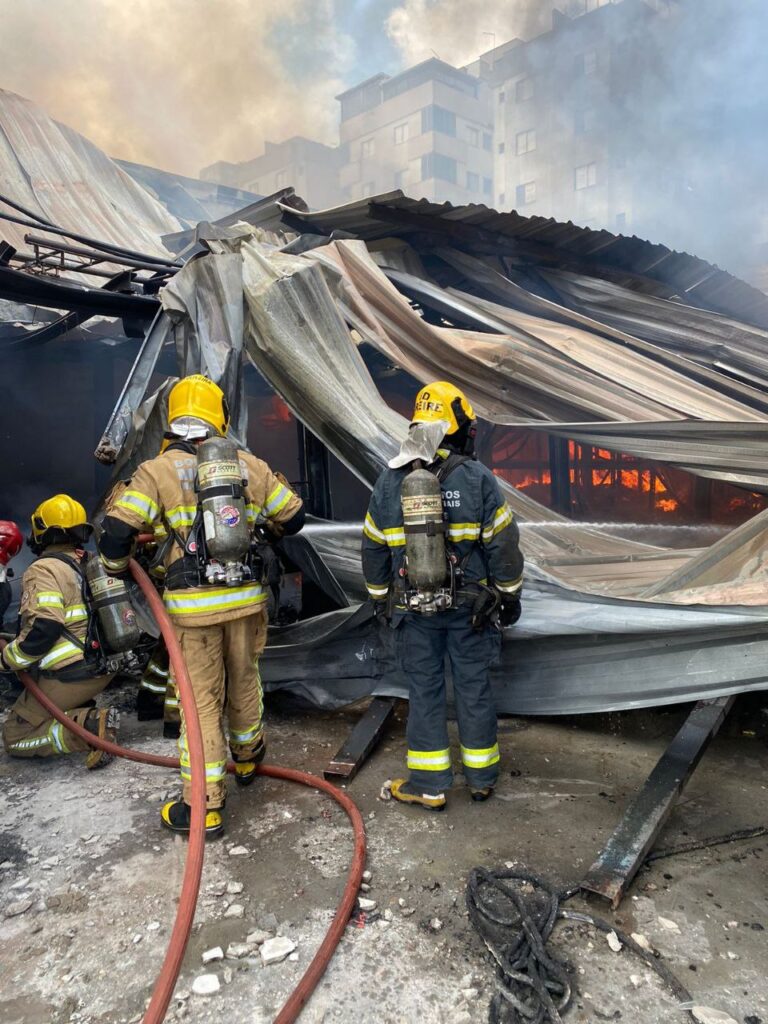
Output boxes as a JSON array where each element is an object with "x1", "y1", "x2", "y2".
[{"x1": 2, "y1": 546, "x2": 89, "y2": 673}]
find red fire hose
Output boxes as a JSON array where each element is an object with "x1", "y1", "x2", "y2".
[{"x1": 0, "y1": 558, "x2": 367, "y2": 1024}]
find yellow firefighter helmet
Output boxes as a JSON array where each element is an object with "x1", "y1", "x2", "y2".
[
  {"x1": 411, "y1": 381, "x2": 475, "y2": 436},
  {"x1": 30, "y1": 494, "x2": 88, "y2": 543},
  {"x1": 167, "y1": 375, "x2": 229, "y2": 436}
]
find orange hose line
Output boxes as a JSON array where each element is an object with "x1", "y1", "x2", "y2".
[{"x1": 0, "y1": 559, "x2": 367, "y2": 1024}]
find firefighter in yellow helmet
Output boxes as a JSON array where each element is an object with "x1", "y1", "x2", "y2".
[
  {"x1": 1, "y1": 495, "x2": 118, "y2": 767},
  {"x1": 362, "y1": 382, "x2": 523, "y2": 810},
  {"x1": 98, "y1": 375, "x2": 304, "y2": 838}
]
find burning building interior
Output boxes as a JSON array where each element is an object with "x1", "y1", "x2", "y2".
[{"x1": 2, "y1": 10, "x2": 768, "y2": 1021}]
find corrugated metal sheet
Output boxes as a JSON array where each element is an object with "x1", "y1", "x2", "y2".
[
  {"x1": 276, "y1": 191, "x2": 768, "y2": 330},
  {"x1": 0, "y1": 88, "x2": 181, "y2": 261}
]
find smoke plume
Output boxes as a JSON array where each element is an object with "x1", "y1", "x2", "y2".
[
  {"x1": 0, "y1": 0, "x2": 353, "y2": 177},
  {"x1": 385, "y1": 0, "x2": 557, "y2": 67}
]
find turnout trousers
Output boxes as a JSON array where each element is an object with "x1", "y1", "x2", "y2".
[
  {"x1": 171, "y1": 610, "x2": 267, "y2": 809},
  {"x1": 3, "y1": 674, "x2": 113, "y2": 758},
  {"x1": 398, "y1": 607, "x2": 501, "y2": 793}
]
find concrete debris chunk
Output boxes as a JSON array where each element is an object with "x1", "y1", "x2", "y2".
[
  {"x1": 631, "y1": 932, "x2": 653, "y2": 951},
  {"x1": 461, "y1": 988, "x2": 480, "y2": 1001},
  {"x1": 383, "y1": 909, "x2": 393, "y2": 922},
  {"x1": 226, "y1": 881, "x2": 244, "y2": 894},
  {"x1": 226, "y1": 943, "x2": 251, "y2": 959},
  {"x1": 358, "y1": 897, "x2": 377, "y2": 911},
  {"x1": 246, "y1": 929, "x2": 272, "y2": 946},
  {"x1": 429, "y1": 917, "x2": 443, "y2": 932},
  {"x1": 202, "y1": 947, "x2": 224, "y2": 964},
  {"x1": 606, "y1": 930, "x2": 623, "y2": 953},
  {"x1": 379, "y1": 780, "x2": 393, "y2": 801},
  {"x1": 362, "y1": 870, "x2": 372, "y2": 883},
  {"x1": 229, "y1": 846, "x2": 249, "y2": 856},
  {"x1": 192, "y1": 974, "x2": 220, "y2": 996},
  {"x1": 260, "y1": 937, "x2": 297, "y2": 965},
  {"x1": 223, "y1": 903, "x2": 244, "y2": 919},
  {"x1": 691, "y1": 1008, "x2": 739, "y2": 1024},
  {"x1": 259, "y1": 912, "x2": 279, "y2": 932},
  {"x1": 223, "y1": 967, "x2": 234, "y2": 984},
  {"x1": 658, "y1": 916, "x2": 681, "y2": 934},
  {"x1": 147, "y1": 921, "x2": 161, "y2": 932},
  {"x1": 10, "y1": 877, "x2": 31, "y2": 890},
  {"x1": 5, "y1": 898, "x2": 34, "y2": 918},
  {"x1": 630, "y1": 974, "x2": 643, "y2": 989}
]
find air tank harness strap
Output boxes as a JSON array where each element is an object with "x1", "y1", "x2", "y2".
[
  {"x1": 35, "y1": 552, "x2": 106, "y2": 677},
  {"x1": 403, "y1": 521, "x2": 447, "y2": 536}
]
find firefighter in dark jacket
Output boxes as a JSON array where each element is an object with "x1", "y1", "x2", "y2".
[{"x1": 362, "y1": 382, "x2": 523, "y2": 811}]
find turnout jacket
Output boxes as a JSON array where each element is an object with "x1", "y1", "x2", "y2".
[
  {"x1": 362, "y1": 455, "x2": 523, "y2": 603},
  {"x1": 99, "y1": 446, "x2": 303, "y2": 628},
  {"x1": 0, "y1": 545, "x2": 89, "y2": 675}
]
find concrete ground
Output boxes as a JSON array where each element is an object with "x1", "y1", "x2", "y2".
[{"x1": 0, "y1": 679, "x2": 767, "y2": 1024}]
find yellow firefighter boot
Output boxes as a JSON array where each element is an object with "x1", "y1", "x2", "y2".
[
  {"x1": 160, "y1": 800, "x2": 224, "y2": 838},
  {"x1": 390, "y1": 778, "x2": 446, "y2": 812},
  {"x1": 83, "y1": 708, "x2": 119, "y2": 770}
]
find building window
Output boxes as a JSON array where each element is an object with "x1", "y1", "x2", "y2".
[
  {"x1": 498, "y1": 90, "x2": 506, "y2": 104},
  {"x1": 483, "y1": 177, "x2": 492, "y2": 196},
  {"x1": 615, "y1": 211, "x2": 627, "y2": 231},
  {"x1": 579, "y1": 49, "x2": 598, "y2": 76},
  {"x1": 361, "y1": 138, "x2": 375, "y2": 159},
  {"x1": 516, "y1": 129, "x2": 536, "y2": 155},
  {"x1": 498, "y1": 192, "x2": 506, "y2": 207},
  {"x1": 467, "y1": 171, "x2": 480, "y2": 192},
  {"x1": 515, "y1": 181, "x2": 536, "y2": 206},
  {"x1": 574, "y1": 162, "x2": 597, "y2": 189},
  {"x1": 394, "y1": 169, "x2": 407, "y2": 190},
  {"x1": 498, "y1": 142, "x2": 505, "y2": 154},
  {"x1": 275, "y1": 170, "x2": 288, "y2": 188},
  {"x1": 421, "y1": 153, "x2": 458, "y2": 184},
  {"x1": 393, "y1": 123, "x2": 409, "y2": 145},
  {"x1": 421, "y1": 105, "x2": 456, "y2": 136},
  {"x1": 575, "y1": 108, "x2": 596, "y2": 135},
  {"x1": 482, "y1": 132, "x2": 492, "y2": 152},
  {"x1": 467, "y1": 125, "x2": 480, "y2": 147},
  {"x1": 515, "y1": 77, "x2": 534, "y2": 102}
]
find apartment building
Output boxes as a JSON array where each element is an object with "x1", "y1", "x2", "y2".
[
  {"x1": 201, "y1": 137, "x2": 344, "y2": 211},
  {"x1": 336, "y1": 59, "x2": 494, "y2": 206},
  {"x1": 472, "y1": 1, "x2": 661, "y2": 233}
]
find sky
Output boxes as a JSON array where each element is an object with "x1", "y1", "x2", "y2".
[{"x1": 0, "y1": 0, "x2": 555, "y2": 177}]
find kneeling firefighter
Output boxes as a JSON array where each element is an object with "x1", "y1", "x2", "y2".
[
  {"x1": 362, "y1": 382, "x2": 524, "y2": 811},
  {"x1": 0, "y1": 496, "x2": 120, "y2": 768},
  {"x1": 98, "y1": 375, "x2": 304, "y2": 838}
]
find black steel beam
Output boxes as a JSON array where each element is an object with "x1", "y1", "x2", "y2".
[
  {"x1": 548, "y1": 434, "x2": 572, "y2": 515},
  {"x1": 0, "y1": 264, "x2": 159, "y2": 319},
  {"x1": 581, "y1": 695, "x2": 735, "y2": 907},
  {"x1": 324, "y1": 697, "x2": 396, "y2": 783}
]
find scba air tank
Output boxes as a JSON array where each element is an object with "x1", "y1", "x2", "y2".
[
  {"x1": 196, "y1": 436, "x2": 250, "y2": 585},
  {"x1": 84, "y1": 557, "x2": 142, "y2": 653},
  {"x1": 401, "y1": 465, "x2": 450, "y2": 612}
]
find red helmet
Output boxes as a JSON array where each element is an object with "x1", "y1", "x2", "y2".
[{"x1": 0, "y1": 521, "x2": 23, "y2": 566}]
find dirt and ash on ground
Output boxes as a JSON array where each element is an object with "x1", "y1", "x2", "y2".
[{"x1": 1, "y1": 678, "x2": 767, "y2": 1024}]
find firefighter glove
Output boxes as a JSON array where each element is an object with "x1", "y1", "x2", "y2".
[{"x1": 497, "y1": 594, "x2": 522, "y2": 628}]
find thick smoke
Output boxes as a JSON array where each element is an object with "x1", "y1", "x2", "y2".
[
  {"x1": 0, "y1": 0, "x2": 353, "y2": 177},
  {"x1": 386, "y1": 0, "x2": 557, "y2": 67}
]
